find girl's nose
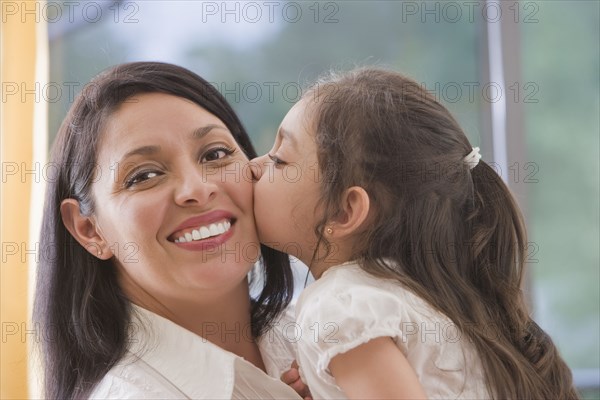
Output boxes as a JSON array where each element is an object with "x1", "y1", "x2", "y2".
[{"x1": 249, "y1": 154, "x2": 269, "y2": 181}]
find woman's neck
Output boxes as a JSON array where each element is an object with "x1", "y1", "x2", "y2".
[
  {"x1": 122, "y1": 275, "x2": 266, "y2": 371},
  {"x1": 163, "y1": 288, "x2": 266, "y2": 371}
]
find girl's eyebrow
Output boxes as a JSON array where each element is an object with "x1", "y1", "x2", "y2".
[{"x1": 278, "y1": 127, "x2": 298, "y2": 149}]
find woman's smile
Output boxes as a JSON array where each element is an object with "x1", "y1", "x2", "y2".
[{"x1": 170, "y1": 211, "x2": 235, "y2": 251}]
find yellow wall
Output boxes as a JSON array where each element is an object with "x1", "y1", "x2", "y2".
[{"x1": 1, "y1": 2, "x2": 45, "y2": 397}]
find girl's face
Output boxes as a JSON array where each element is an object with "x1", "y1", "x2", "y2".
[
  {"x1": 252, "y1": 99, "x2": 322, "y2": 265},
  {"x1": 91, "y1": 92, "x2": 259, "y2": 304}
]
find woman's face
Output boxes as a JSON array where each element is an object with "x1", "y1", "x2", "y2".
[
  {"x1": 252, "y1": 99, "x2": 322, "y2": 265},
  {"x1": 92, "y1": 92, "x2": 259, "y2": 304}
]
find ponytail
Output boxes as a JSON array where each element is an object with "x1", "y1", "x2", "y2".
[{"x1": 466, "y1": 162, "x2": 578, "y2": 399}]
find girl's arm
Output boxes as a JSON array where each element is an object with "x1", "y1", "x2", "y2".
[{"x1": 329, "y1": 337, "x2": 428, "y2": 400}]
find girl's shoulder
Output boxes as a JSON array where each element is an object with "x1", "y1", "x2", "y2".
[
  {"x1": 298, "y1": 260, "x2": 430, "y2": 314},
  {"x1": 296, "y1": 260, "x2": 439, "y2": 333}
]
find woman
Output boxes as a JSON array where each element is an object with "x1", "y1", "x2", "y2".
[{"x1": 33, "y1": 62, "x2": 302, "y2": 399}]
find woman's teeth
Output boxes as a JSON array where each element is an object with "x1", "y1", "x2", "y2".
[{"x1": 174, "y1": 220, "x2": 231, "y2": 243}]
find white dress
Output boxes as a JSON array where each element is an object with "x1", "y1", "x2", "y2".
[
  {"x1": 295, "y1": 261, "x2": 491, "y2": 399},
  {"x1": 89, "y1": 305, "x2": 301, "y2": 399}
]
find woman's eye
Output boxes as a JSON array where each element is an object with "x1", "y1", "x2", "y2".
[
  {"x1": 268, "y1": 153, "x2": 287, "y2": 166},
  {"x1": 201, "y1": 147, "x2": 235, "y2": 162},
  {"x1": 125, "y1": 170, "x2": 162, "y2": 188}
]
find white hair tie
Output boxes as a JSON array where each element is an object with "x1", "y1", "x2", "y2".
[{"x1": 463, "y1": 147, "x2": 482, "y2": 169}]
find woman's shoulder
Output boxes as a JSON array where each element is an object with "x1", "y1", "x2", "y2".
[
  {"x1": 96, "y1": 305, "x2": 239, "y2": 399},
  {"x1": 89, "y1": 355, "x2": 187, "y2": 399},
  {"x1": 258, "y1": 303, "x2": 298, "y2": 378}
]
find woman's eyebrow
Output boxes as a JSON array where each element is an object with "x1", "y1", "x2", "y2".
[
  {"x1": 120, "y1": 145, "x2": 161, "y2": 164},
  {"x1": 192, "y1": 124, "x2": 229, "y2": 139},
  {"x1": 118, "y1": 125, "x2": 230, "y2": 164}
]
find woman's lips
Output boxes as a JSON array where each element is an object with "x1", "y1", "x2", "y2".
[
  {"x1": 172, "y1": 219, "x2": 232, "y2": 243},
  {"x1": 171, "y1": 221, "x2": 235, "y2": 252},
  {"x1": 168, "y1": 210, "x2": 234, "y2": 242}
]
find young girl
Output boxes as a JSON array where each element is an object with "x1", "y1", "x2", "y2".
[{"x1": 252, "y1": 68, "x2": 578, "y2": 399}]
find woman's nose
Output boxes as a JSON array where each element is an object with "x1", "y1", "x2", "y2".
[
  {"x1": 249, "y1": 154, "x2": 269, "y2": 181},
  {"x1": 173, "y1": 168, "x2": 218, "y2": 207}
]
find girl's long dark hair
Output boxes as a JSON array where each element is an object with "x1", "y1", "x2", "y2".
[
  {"x1": 33, "y1": 62, "x2": 293, "y2": 399},
  {"x1": 306, "y1": 68, "x2": 578, "y2": 399}
]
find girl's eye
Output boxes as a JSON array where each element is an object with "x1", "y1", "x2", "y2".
[
  {"x1": 268, "y1": 153, "x2": 287, "y2": 166},
  {"x1": 125, "y1": 170, "x2": 162, "y2": 188},
  {"x1": 201, "y1": 147, "x2": 235, "y2": 162}
]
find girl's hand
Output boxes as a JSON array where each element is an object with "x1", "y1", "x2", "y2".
[{"x1": 281, "y1": 360, "x2": 312, "y2": 400}]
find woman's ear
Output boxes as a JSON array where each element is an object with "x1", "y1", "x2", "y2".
[
  {"x1": 60, "y1": 199, "x2": 113, "y2": 260},
  {"x1": 327, "y1": 186, "x2": 370, "y2": 238}
]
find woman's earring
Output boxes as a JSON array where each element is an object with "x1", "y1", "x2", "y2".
[
  {"x1": 326, "y1": 227, "x2": 333, "y2": 235},
  {"x1": 87, "y1": 243, "x2": 103, "y2": 258}
]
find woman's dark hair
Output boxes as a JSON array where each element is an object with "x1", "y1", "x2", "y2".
[
  {"x1": 304, "y1": 67, "x2": 578, "y2": 399},
  {"x1": 33, "y1": 62, "x2": 293, "y2": 399}
]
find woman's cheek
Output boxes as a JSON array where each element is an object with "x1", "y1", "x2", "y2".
[
  {"x1": 229, "y1": 163, "x2": 256, "y2": 210},
  {"x1": 254, "y1": 189, "x2": 279, "y2": 243}
]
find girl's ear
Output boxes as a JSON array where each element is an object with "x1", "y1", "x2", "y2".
[
  {"x1": 328, "y1": 186, "x2": 370, "y2": 238},
  {"x1": 60, "y1": 199, "x2": 113, "y2": 260}
]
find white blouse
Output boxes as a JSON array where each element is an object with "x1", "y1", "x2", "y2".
[
  {"x1": 295, "y1": 261, "x2": 491, "y2": 399},
  {"x1": 89, "y1": 305, "x2": 301, "y2": 399}
]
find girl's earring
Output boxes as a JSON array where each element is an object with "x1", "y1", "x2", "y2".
[{"x1": 326, "y1": 227, "x2": 333, "y2": 235}]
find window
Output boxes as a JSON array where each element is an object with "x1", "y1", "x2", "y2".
[{"x1": 48, "y1": 1, "x2": 599, "y2": 396}]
